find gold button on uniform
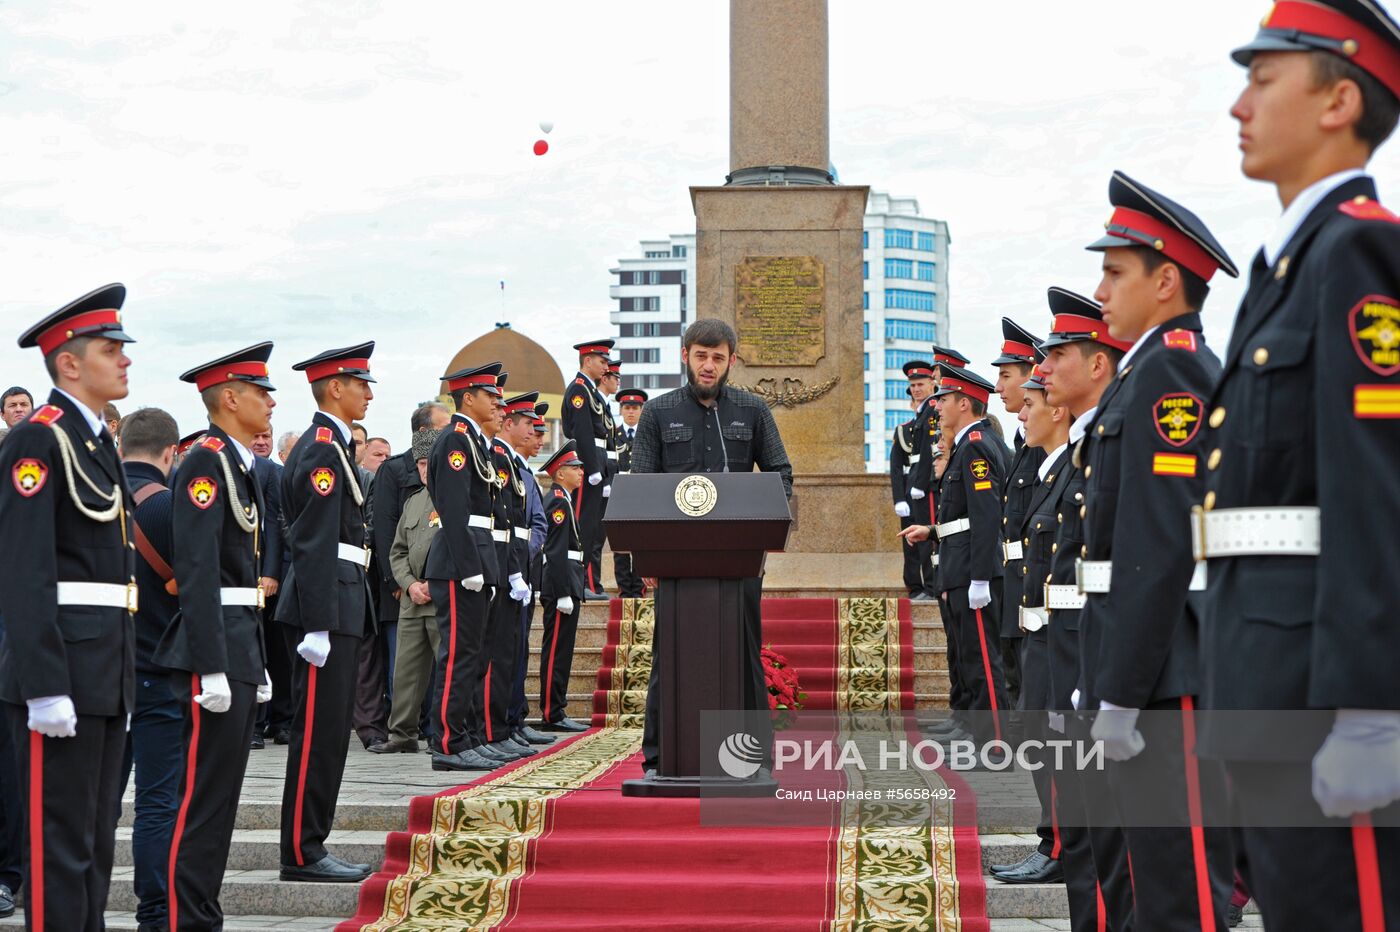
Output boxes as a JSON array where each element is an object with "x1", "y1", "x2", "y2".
[
  {"x1": 1204, "y1": 491, "x2": 1216, "y2": 511},
  {"x1": 1052, "y1": 542, "x2": 1058, "y2": 553},
  {"x1": 1097, "y1": 424, "x2": 1105, "y2": 435},
  {"x1": 1079, "y1": 505, "x2": 1086, "y2": 519},
  {"x1": 1081, "y1": 545, "x2": 1088, "y2": 557},
  {"x1": 1208, "y1": 449, "x2": 1222, "y2": 470},
  {"x1": 1253, "y1": 347, "x2": 1269, "y2": 366},
  {"x1": 1210, "y1": 407, "x2": 1226, "y2": 428},
  {"x1": 1085, "y1": 466, "x2": 1092, "y2": 478}
]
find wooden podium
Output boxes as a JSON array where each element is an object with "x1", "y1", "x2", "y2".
[{"x1": 603, "y1": 472, "x2": 791, "y2": 798}]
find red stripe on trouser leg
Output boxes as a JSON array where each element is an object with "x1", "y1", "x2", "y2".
[
  {"x1": 1179, "y1": 695, "x2": 1217, "y2": 932},
  {"x1": 1352, "y1": 813, "x2": 1386, "y2": 932},
  {"x1": 1095, "y1": 881, "x2": 1106, "y2": 932},
  {"x1": 545, "y1": 611, "x2": 562, "y2": 721},
  {"x1": 483, "y1": 661, "x2": 493, "y2": 743},
  {"x1": 1049, "y1": 776, "x2": 1063, "y2": 860},
  {"x1": 293, "y1": 664, "x2": 318, "y2": 866},
  {"x1": 169, "y1": 673, "x2": 203, "y2": 931},
  {"x1": 574, "y1": 489, "x2": 593, "y2": 591},
  {"x1": 972, "y1": 606, "x2": 1003, "y2": 742},
  {"x1": 28, "y1": 731, "x2": 43, "y2": 931},
  {"x1": 441, "y1": 585, "x2": 458, "y2": 754}
]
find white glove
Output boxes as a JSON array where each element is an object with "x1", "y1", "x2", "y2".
[
  {"x1": 26, "y1": 696, "x2": 77, "y2": 738},
  {"x1": 588, "y1": 472, "x2": 603, "y2": 486},
  {"x1": 257, "y1": 669, "x2": 273, "y2": 704},
  {"x1": 968, "y1": 580, "x2": 991, "y2": 610},
  {"x1": 1071, "y1": 688, "x2": 1082, "y2": 711},
  {"x1": 909, "y1": 487, "x2": 926, "y2": 500},
  {"x1": 194, "y1": 673, "x2": 232, "y2": 714},
  {"x1": 509, "y1": 573, "x2": 531, "y2": 603},
  {"x1": 603, "y1": 484, "x2": 611, "y2": 498},
  {"x1": 557, "y1": 596, "x2": 575, "y2": 614},
  {"x1": 1312, "y1": 710, "x2": 1400, "y2": 818},
  {"x1": 1091, "y1": 701, "x2": 1145, "y2": 762},
  {"x1": 1047, "y1": 711, "x2": 1066, "y2": 734},
  {"x1": 461, "y1": 574, "x2": 484, "y2": 592},
  {"x1": 297, "y1": 631, "x2": 331, "y2": 668},
  {"x1": 894, "y1": 501, "x2": 910, "y2": 518}
]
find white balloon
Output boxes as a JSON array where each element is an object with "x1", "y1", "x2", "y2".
[{"x1": 539, "y1": 120, "x2": 554, "y2": 134}]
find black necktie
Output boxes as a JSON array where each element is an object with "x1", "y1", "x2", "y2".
[{"x1": 627, "y1": 429, "x2": 634, "y2": 441}]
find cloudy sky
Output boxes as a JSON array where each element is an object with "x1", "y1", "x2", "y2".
[{"x1": 2, "y1": 1, "x2": 1397, "y2": 446}]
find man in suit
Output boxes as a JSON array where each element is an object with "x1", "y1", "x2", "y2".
[
  {"x1": 251, "y1": 431, "x2": 290, "y2": 749},
  {"x1": 156, "y1": 344, "x2": 276, "y2": 929},
  {"x1": 1200, "y1": 4, "x2": 1400, "y2": 925},
  {"x1": 0, "y1": 284, "x2": 138, "y2": 931},
  {"x1": 560, "y1": 339, "x2": 614, "y2": 599},
  {"x1": 275, "y1": 343, "x2": 377, "y2": 883}
]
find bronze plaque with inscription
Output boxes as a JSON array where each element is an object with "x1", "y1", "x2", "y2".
[{"x1": 734, "y1": 256, "x2": 825, "y2": 366}]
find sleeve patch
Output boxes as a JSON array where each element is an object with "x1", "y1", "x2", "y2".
[
  {"x1": 1162, "y1": 329, "x2": 1198, "y2": 352},
  {"x1": 1154, "y1": 393, "x2": 1203, "y2": 447},
  {"x1": 1355, "y1": 384, "x2": 1400, "y2": 418},
  {"x1": 551, "y1": 508, "x2": 566, "y2": 524},
  {"x1": 968, "y1": 431, "x2": 982, "y2": 441},
  {"x1": 448, "y1": 450, "x2": 466, "y2": 471},
  {"x1": 1349, "y1": 296, "x2": 1400, "y2": 376},
  {"x1": 199, "y1": 436, "x2": 226, "y2": 452},
  {"x1": 1151, "y1": 452, "x2": 1197, "y2": 476},
  {"x1": 315, "y1": 427, "x2": 334, "y2": 444},
  {"x1": 1339, "y1": 197, "x2": 1400, "y2": 223},
  {"x1": 310, "y1": 466, "x2": 336, "y2": 495},
  {"x1": 454, "y1": 421, "x2": 468, "y2": 434},
  {"x1": 28, "y1": 405, "x2": 63, "y2": 425},
  {"x1": 187, "y1": 476, "x2": 218, "y2": 509},
  {"x1": 571, "y1": 394, "x2": 585, "y2": 409},
  {"x1": 973, "y1": 480, "x2": 993, "y2": 491},
  {"x1": 969, "y1": 458, "x2": 991, "y2": 480},
  {"x1": 11, "y1": 459, "x2": 48, "y2": 497},
  {"x1": 553, "y1": 488, "x2": 566, "y2": 498}
]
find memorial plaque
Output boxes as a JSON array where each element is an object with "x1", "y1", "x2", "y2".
[{"x1": 734, "y1": 256, "x2": 825, "y2": 366}]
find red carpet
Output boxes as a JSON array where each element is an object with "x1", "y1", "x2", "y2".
[{"x1": 342, "y1": 598, "x2": 987, "y2": 931}]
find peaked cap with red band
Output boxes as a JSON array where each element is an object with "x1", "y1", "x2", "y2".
[
  {"x1": 606, "y1": 359, "x2": 622, "y2": 374},
  {"x1": 292, "y1": 341, "x2": 376, "y2": 383},
  {"x1": 19, "y1": 283, "x2": 135, "y2": 356},
  {"x1": 441, "y1": 362, "x2": 503, "y2": 396},
  {"x1": 503, "y1": 390, "x2": 540, "y2": 416},
  {"x1": 902, "y1": 358, "x2": 936, "y2": 381},
  {"x1": 177, "y1": 430, "x2": 206, "y2": 455},
  {"x1": 573, "y1": 338, "x2": 615, "y2": 359},
  {"x1": 1087, "y1": 171, "x2": 1239, "y2": 283},
  {"x1": 617, "y1": 388, "x2": 648, "y2": 405},
  {"x1": 932, "y1": 365, "x2": 995, "y2": 404},
  {"x1": 1021, "y1": 344, "x2": 1050, "y2": 392},
  {"x1": 179, "y1": 341, "x2": 277, "y2": 393},
  {"x1": 543, "y1": 439, "x2": 584, "y2": 476},
  {"x1": 930, "y1": 345, "x2": 970, "y2": 370},
  {"x1": 1233, "y1": 0, "x2": 1400, "y2": 100},
  {"x1": 532, "y1": 401, "x2": 550, "y2": 432},
  {"x1": 1040, "y1": 287, "x2": 1135, "y2": 353},
  {"x1": 992, "y1": 318, "x2": 1043, "y2": 366}
]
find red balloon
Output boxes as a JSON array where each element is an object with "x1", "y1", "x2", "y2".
[{"x1": 533, "y1": 139, "x2": 549, "y2": 156}]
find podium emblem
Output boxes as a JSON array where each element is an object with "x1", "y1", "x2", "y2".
[{"x1": 674, "y1": 474, "x2": 719, "y2": 517}]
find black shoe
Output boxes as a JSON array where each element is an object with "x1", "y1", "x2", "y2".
[
  {"x1": 924, "y1": 717, "x2": 964, "y2": 736},
  {"x1": 487, "y1": 740, "x2": 531, "y2": 760},
  {"x1": 271, "y1": 728, "x2": 291, "y2": 745},
  {"x1": 910, "y1": 592, "x2": 938, "y2": 603},
  {"x1": 935, "y1": 726, "x2": 975, "y2": 744},
  {"x1": 989, "y1": 850, "x2": 1042, "y2": 876},
  {"x1": 249, "y1": 733, "x2": 265, "y2": 750},
  {"x1": 501, "y1": 736, "x2": 537, "y2": 755},
  {"x1": 363, "y1": 738, "x2": 389, "y2": 753},
  {"x1": 583, "y1": 590, "x2": 610, "y2": 601},
  {"x1": 994, "y1": 851, "x2": 1062, "y2": 884},
  {"x1": 1228, "y1": 902, "x2": 1245, "y2": 927},
  {"x1": 473, "y1": 742, "x2": 514, "y2": 762},
  {"x1": 0, "y1": 883, "x2": 13, "y2": 918},
  {"x1": 279, "y1": 855, "x2": 370, "y2": 883},
  {"x1": 542, "y1": 716, "x2": 588, "y2": 733},
  {"x1": 326, "y1": 853, "x2": 373, "y2": 874},
  {"x1": 369, "y1": 737, "x2": 419, "y2": 754},
  {"x1": 432, "y1": 749, "x2": 498, "y2": 771},
  {"x1": 516, "y1": 726, "x2": 556, "y2": 745}
]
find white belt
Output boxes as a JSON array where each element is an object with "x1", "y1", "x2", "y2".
[
  {"x1": 935, "y1": 518, "x2": 970, "y2": 539},
  {"x1": 56, "y1": 581, "x2": 138, "y2": 613},
  {"x1": 1045, "y1": 584, "x2": 1086, "y2": 610},
  {"x1": 1077, "y1": 559, "x2": 1207, "y2": 594},
  {"x1": 491, "y1": 529, "x2": 510, "y2": 543},
  {"x1": 513, "y1": 527, "x2": 531, "y2": 541},
  {"x1": 607, "y1": 451, "x2": 618, "y2": 460},
  {"x1": 908, "y1": 454, "x2": 922, "y2": 465},
  {"x1": 221, "y1": 587, "x2": 265, "y2": 608},
  {"x1": 932, "y1": 554, "x2": 939, "y2": 567},
  {"x1": 594, "y1": 437, "x2": 608, "y2": 448},
  {"x1": 468, "y1": 514, "x2": 494, "y2": 530},
  {"x1": 567, "y1": 550, "x2": 584, "y2": 562},
  {"x1": 337, "y1": 543, "x2": 371, "y2": 569},
  {"x1": 1003, "y1": 540, "x2": 1024, "y2": 561},
  {"x1": 1192, "y1": 506, "x2": 1321, "y2": 560},
  {"x1": 1019, "y1": 606, "x2": 1047, "y2": 633}
]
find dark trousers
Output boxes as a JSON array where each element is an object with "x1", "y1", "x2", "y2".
[
  {"x1": 1067, "y1": 715, "x2": 1135, "y2": 932},
  {"x1": 1001, "y1": 634, "x2": 1022, "y2": 711},
  {"x1": 941, "y1": 584, "x2": 1010, "y2": 744},
  {"x1": 5, "y1": 705, "x2": 125, "y2": 932},
  {"x1": 0, "y1": 614, "x2": 24, "y2": 896},
  {"x1": 642, "y1": 577, "x2": 768, "y2": 773},
  {"x1": 613, "y1": 551, "x2": 645, "y2": 599},
  {"x1": 537, "y1": 594, "x2": 581, "y2": 725},
  {"x1": 482, "y1": 590, "x2": 523, "y2": 744},
  {"x1": 118, "y1": 673, "x2": 183, "y2": 929},
  {"x1": 911, "y1": 497, "x2": 937, "y2": 596},
  {"x1": 352, "y1": 626, "x2": 389, "y2": 747},
  {"x1": 1017, "y1": 631, "x2": 1057, "y2": 859},
  {"x1": 1105, "y1": 697, "x2": 1233, "y2": 932},
  {"x1": 257, "y1": 594, "x2": 295, "y2": 738},
  {"x1": 278, "y1": 627, "x2": 358, "y2": 866},
  {"x1": 167, "y1": 675, "x2": 258, "y2": 932},
  {"x1": 575, "y1": 478, "x2": 605, "y2": 593},
  {"x1": 508, "y1": 595, "x2": 534, "y2": 729},
  {"x1": 428, "y1": 580, "x2": 490, "y2": 755},
  {"x1": 1053, "y1": 727, "x2": 1120, "y2": 932},
  {"x1": 1227, "y1": 760, "x2": 1400, "y2": 932},
  {"x1": 898, "y1": 514, "x2": 924, "y2": 596}
]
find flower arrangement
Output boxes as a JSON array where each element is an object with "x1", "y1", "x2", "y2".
[{"x1": 762, "y1": 645, "x2": 806, "y2": 730}]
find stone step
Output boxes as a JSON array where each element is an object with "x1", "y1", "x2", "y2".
[
  {"x1": 103, "y1": 867, "x2": 360, "y2": 920},
  {"x1": 113, "y1": 827, "x2": 388, "y2": 872},
  {"x1": 0, "y1": 914, "x2": 345, "y2": 931},
  {"x1": 120, "y1": 798, "x2": 409, "y2": 833}
]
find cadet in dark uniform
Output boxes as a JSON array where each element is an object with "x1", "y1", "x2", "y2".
[
  {"x1": 888, "y1": 393, "x2": 920, "y2": 598},
  {"x1": 906, "y1": 347, "x2": 969, "y2": 602},
  {"x1": 0, "y1": 285, "x2": 137, "y2": 932},
  {"x1": 1077, "y1": 173, "x2": 1238, "y2": 929},
  {"x1": 157, "y1": 344, "x2": 276, "y2": 929},
  {"x1": 560, "y1": 339, "x2": 614, "y2": 599},
  {"x1": 893, "y1": 362, "x2": 937, "y2": 600},
  {"x1": 537, "y1": 441, "x2": 589, "y2": 731},
  {"x1": 611, "y1": 388, "x2": 648, "y2": 599},
  {"x1": 425, "y1": 363, "x2": 505, "y2": 772},
  {"x1": 1199, "y1": 5, "x2": 1400, "y2": 926},
  {"x1": 276, "y1": 343, "x2": 376, "y2": 883},
  {"x1": 992, "y1": 319, "x2": 1046, "y2": 711}
]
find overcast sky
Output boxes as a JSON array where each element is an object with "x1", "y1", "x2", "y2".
[{"x1": 2, "y1": 1, "x2": 1397, "y2": 447}]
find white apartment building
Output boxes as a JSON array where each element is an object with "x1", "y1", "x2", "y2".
[{"x1": 608, "y1": 235, "x2": 695, "y2": 391}]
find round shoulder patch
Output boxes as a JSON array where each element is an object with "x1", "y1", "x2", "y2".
[
  {"x1": 551, "y1": 508, "x2": 566, "y2": 525},
  {"x1": 11, "y1": 459, "x2": 48, "y2": 497},
  {"x1": 187, "y1": 476, "x2": 218, "y2": 509},
  {"x1": 310, "y1": 466, "x2": 336, "y2": 496},
  {"x1": 571, "y1": 394, "x2": 585, "y2": 409}
]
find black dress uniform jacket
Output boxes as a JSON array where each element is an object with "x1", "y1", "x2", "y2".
[
  {"x1": 1002, "y1": 434, "x2": 1048, "y2": 637},
  {"x1": 905, "y1": 401, "x2": 939, "y2": 503},
  {"x1": 154, "y1": 427, "x2": 267, "y2": 685},
  {"x1": 542, "y1": 487, "x2": 586, "y2": 601},
  {"x1": 424, "y1": 414, "x2": 501, "y2": 586},
  {"x1": 1078, "y1": 312, "x2": 1219, "y2": 710},
  {"x1": 934, "y1": 419, "x2": 1009, "y2": 590},
  {"x1": 888, "y1": 421, "x2": 914, "y2": 506},
  {"x1": 492, "y1": 440, "x2": 527, "y2": 581},
  {"x1": 274, "y1": 413, "x2": 371, "y2": 637},
  {"x1": 0, "y1": 390, "x2": 136, "y2": 715},
  {"x1": 1201, "y1": 176, "x2": 1400, "y2": 758},
  {"x1": 561, "y1": 375, "x2": 608, "y2": 480},
  {"x1": 1041, "y1": 452, "x2": 1088, "y2": 711}
]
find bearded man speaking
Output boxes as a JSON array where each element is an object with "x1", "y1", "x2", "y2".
[{"x1": 626, "y1": 319, "x2": 793, "y2": 777}]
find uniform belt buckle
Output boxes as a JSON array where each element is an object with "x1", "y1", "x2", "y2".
[
  {"x1": 126, "y1": 582, "x2": 140, "y2": 614},
  {"x1": 1074, "y1": 558, "x2": 1085, "y2": 596},
  {"x1": 256, "y1": 584, "x2": 267, "y2": 610}
]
